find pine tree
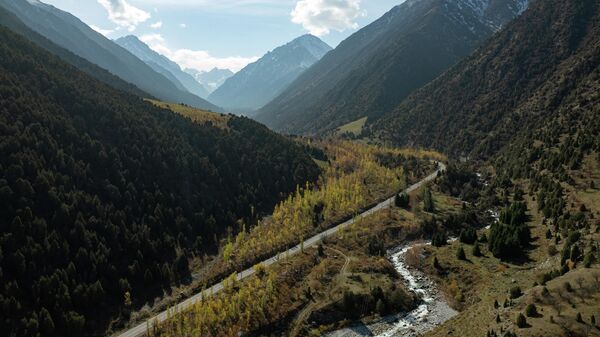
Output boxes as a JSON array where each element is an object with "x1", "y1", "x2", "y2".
[
  {"x1": 422, "y1": 186, "x2": 435, "y2": 212},
  {"x1": 517, "y1": 313, "x2": 527, "y2": 328},
  {"x1": 457, "y1": 246, "x2": 466, "y2": 260},
  {"x1": 472, "y1": 243, "x2": 482, "y2": 257},
  {"x1": 525, "y1": 303, "x2": 537, "y2": 317}
]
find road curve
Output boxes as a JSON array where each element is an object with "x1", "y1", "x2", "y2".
[{"x1": 114, "y1": 162, "x2": 446, "y2": 337}]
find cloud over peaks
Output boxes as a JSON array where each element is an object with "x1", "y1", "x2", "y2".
[
  {"x1": 97, "y1": 0, "x2": 150, "y2": 32},
  {"x1": 291, "y1": 0, "x2": 365, "y2": 36},
  {"x1": 140, "y1": 34, "x2": 258, "y2": 72}
]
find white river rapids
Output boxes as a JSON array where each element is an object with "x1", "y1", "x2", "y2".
[{"x1": 325, "y1": 241, "x2": 458, "y2": 337}]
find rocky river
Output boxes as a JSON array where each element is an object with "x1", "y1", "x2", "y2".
[{"x1": 325, "y1": 241, "x2": 458, "y2": 337}]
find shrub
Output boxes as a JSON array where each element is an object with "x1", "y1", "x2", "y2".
[
  {"x1": 563, "y1": 282, "x2": 573, "y2": 293},
  {"x1": 510, "y1": 286, "x2": 522, "y2": 299},
  {"x1": 541, "y1": 287, "x2": 550, "y2": 297},
  {"x1": 525, "y1": 303, "x2": 537, "y2": 317},
  {"x1": 517, "y1": 313, "x2": 527, "y2": 328},
  {"x1": 547, "y1": 245, "x2": 558, "y2": 256},
  {"x1": 576, "y1": 312, "x2": 583, "y2": 323}
]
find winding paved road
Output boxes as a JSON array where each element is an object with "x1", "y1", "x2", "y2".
[{"x1": 114, "y1": 162, "x2": 446, "y2": 337}]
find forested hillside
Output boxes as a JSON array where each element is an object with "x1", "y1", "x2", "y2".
[
  {"x1": 0, "y1": 0, "x2": 220, "y2": 111},
  {"x1": 0, "y1": 6, "x2": 147, "y2": 98},
  {"x1": 256, "y1": 0, "x2": 527, "y2": 135},
  {"x1": 0, "y1": 26, "x2": 320, "y2": 337},
  {"x1": 372, "y1": 0, "x2": 600, "y2": 161}
]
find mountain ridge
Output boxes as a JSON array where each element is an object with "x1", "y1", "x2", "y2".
[
  {"x1": 115, "y1": 35, "x2": 211, "y2": 99},
  {"x1": 0, "y1": 0, "x2": 220, "y2": 111},
  {"x1": 255, "y1": 0, "x2": 529, "y2": 134},
  {"x1": 371, "y1": 0, "x2": 599, "y2": 160},
  {"x1": 208, "y1": 34, "x2": 331, "y2": 113}
]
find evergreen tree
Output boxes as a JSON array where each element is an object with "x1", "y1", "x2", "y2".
[
  {"x1": 422, "y1": 186, "x2": 435, "y2": 212},
  {"x1": 472, "y1": 243, "x2": 482, "y2": 257},
  {"x1": 395, "y1": 192, "x2": 410, "y2": 208},
  {"x1": 457, "y1": 246, "x2": 467, "y2": 260},
  {"x1": 516, "y1": 313, "x2": 527, "y2": 328}
]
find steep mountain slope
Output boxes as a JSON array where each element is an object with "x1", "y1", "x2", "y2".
[
  {"x1": 0, "y1": 25, "x2": 320, "y2": 337},
  {"x1": 0, "y1": 0, "x2": 219, "y2": 111},
  {"x1": 256, "y1": 0, "x2": 528, "y2": 134},
  {"x1": 186, "y1": 67, "x2": 234, "y2": 94},
  {"x1": 208, "y1": 34, "x2": 331, "y2": 112},
  {"x1": 372, "y1": 0, "x2": 600, "y2": 159},
  {"x1": 0, "y1": 6, "x2": 148, "y2": 98},
  {"x1": 116, "y1": 35, "x2": 210, "y2": 99}
]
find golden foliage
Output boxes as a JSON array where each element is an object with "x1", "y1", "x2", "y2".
[
  {"x1": 148, "y1": 270, "x2": 282, "y2": 337},
  {"x1": 227, "y1": 140, "x2": 411, "y2": 267},
  {"x1": 146, "y1": 99, "x2": 230, "y2": 129}
]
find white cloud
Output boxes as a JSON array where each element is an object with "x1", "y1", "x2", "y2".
[
  {"x1": 140, "y1": 34, "x2": 258, "y2": 72},
  {"x1": 179, "y1": 23, "x2": 187, "y2": 28},
  {"x1": 90, "y1": 24, "x2": 116, "y2": 36},
  {"x1": 291, "y1": 0, "x2": 365, "y2": 36},
  {"x1": 97, "y1": 0, "x2": 151, "y2": 32},
  {"x1": 150, "y1": 21, "x2": 163, "y2": 29}
]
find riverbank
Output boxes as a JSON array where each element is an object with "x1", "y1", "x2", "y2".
[{"x1": 325, "y1": 242, "x2": 458, "y2": 337}]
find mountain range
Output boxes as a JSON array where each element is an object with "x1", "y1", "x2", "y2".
[
  {"x1": 185, "y1": 68, "x2": 234, "y2": 94},
  {"x1": 0, "y1": 0, "x2": 219, "y2": 111},
  {"x1": 371, "y1": 0, "x2": 599, "y2": 160},
  {"x1": 209, "y1": 34, "x2": 332, "y2": 113},
  {"x1": 255, "y1": 0, "x2": 529, "y2": 134},
  {"x1": 116, "y1": 35, "x2": 210, "y2": 99}
]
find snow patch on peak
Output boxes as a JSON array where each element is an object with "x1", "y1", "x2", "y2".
[{"x1": 516, "y1": 0, "x2": 529, "y2": 14}]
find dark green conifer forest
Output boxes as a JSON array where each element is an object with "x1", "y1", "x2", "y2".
[{"x1": 0, "y1": 26, "x2": 319, "y2": 337}]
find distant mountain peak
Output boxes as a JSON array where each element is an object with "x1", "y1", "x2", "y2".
[
  {"x1": 0, "y1": 0, "x2": 219, "y2": 110},
  {"x1": 208, "y1": 34, "x2": 332, "y2": 112},
  {"x1": 185, "y1": 67, "x2": 234, "y2": 94},
  {"x1": 290, "y1": 34, "x2": 332, "y2": 59},
  {"x1": 256, "y1": 0, "x2": 529, "y2": 134},
  {"x1": 115, "y1": 34, "x2": 211, "y2": 98}
]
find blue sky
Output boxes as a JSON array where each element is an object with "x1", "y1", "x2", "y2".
[{"x1": 42, "y1": 0, "x2": 403, "y2": 72}]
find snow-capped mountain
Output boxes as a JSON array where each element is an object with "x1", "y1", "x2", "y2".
[
  {"x1": 116, "y1": 35, "x2": 210, "y2": 99},
  {"x1": 208, "y1": 34, "x2": 332, "y2": 113},
  {"x1": 185, "y1": 68, "x2": 234, "y2": 94}
]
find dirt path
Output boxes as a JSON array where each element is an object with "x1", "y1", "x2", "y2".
[{"x1": 289, "y1": 247, "x2": 351, "y2": 337}]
